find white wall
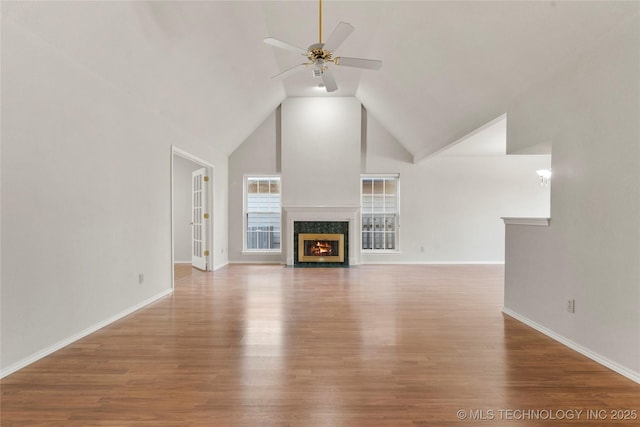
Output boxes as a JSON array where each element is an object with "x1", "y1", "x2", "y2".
[
  {"x1": 228, "y1": 99, "x2": 549, "y2": 265},
  {"x1": 229, "y1": 98, "x2": 362, "y2": 263},
  {"x1": 173, "y1": 156, "x2": 203, "y2": 263},
  {"x1": 1, "y1": 12, "x2": 229, "y2": 375},
  {"x1": 364, "y1": 113, "x2": 551, "y2": 264},
  {"x1": 228, "y1": 110, "x2": 279, "y2": 263},
  {"x1": 281, "y1": 97, "x2": 361, "y2": 207},
  {"x1": 504, "y1": 15, "x2": 640, "y2": 380}
]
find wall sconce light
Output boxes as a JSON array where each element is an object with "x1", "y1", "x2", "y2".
[{"x1": 537, "y1": 169, "x2": 552, "y2": 186}]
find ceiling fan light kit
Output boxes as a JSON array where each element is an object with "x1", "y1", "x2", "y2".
[{"x1": 264, "y1": 0, "x2": 382, "y2": 93}]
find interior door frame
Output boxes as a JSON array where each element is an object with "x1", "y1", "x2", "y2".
[{"x1": 170, "y1": 146, "x2": 215, "y2": 289}]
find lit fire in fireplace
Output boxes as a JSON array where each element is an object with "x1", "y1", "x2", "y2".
[
  {"x1": 310, "y1": 240, "x2": 334, "y2": 256},
  {"x1": 298, "y1": 233, "x2": 345, "y2": 263}
]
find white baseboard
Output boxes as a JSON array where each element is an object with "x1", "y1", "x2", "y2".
[
  {"x1": 213, "y1": 261, "x2": 229, "y2": 271},
  {"x1": 360, "y1": 261, "x2": 505, "y2": 265},
  {"x1": 226, "y1": 261, "x2": 503, "y2": 266},
  {"x1": 175, "y1": 261, "x2": 227, "y2": 270},
  {"x1": 228, "y1": 260, "x2": 283, "y2": 265},
  {"x1": 502, "y1": 307, "x2": 640, "y2": 385},
  {"x1": 1, "y1": 288, "x2": 173, "y2": 379}
]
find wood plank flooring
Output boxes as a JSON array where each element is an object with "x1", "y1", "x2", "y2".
[{"x1": 2, "y1": 264, "x2": 639, "y2": 426}]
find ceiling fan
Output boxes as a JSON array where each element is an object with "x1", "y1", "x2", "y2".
[{"x1": 264, "y1": 0, "x2": 382, "y2": 93}]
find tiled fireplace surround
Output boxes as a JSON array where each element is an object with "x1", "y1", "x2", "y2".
[{"x1": 283, "y1": 206, "x2": 361, "y2": 266}]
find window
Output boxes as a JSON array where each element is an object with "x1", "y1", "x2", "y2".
[
  {"x1": 361, "y1": 175, "x2": 399, "y2": 251},
  {"x1": 245, "y1": 176, "x2": 281, "y2": 251}
]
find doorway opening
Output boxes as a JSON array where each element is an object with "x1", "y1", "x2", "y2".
[{"x1": 171, "y1": 147, "x2": 215, "y2": 288}]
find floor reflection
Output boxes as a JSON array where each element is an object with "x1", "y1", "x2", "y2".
[{"x1": 4, "y1": 264, "x2": 636, "y2": 425}]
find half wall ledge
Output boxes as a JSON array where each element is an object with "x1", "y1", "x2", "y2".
[{"x1": 501, "y1": 217, "x2": 550, "y2": 226}]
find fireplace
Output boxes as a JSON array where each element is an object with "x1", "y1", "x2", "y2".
[
  {"x1": 298, "y1": 233, "x2": 344, "y2": 263},
  {"x1": 293, "y1": 220, "x2": 349, "y2": 267},
  {"x1": 283, "y1": 207, "x2": 359, "y2": 266}
]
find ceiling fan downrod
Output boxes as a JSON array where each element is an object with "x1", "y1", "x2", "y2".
[{"x1": 319, "y1": 0, "x2": 323, "y2": 44}]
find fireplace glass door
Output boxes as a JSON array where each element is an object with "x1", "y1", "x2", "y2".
[{"x1": 298, "y1": 233, "x2": 344, "y2": 263}]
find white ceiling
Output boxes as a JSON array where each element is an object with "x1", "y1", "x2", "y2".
[{"x1": 3, "y1": 1, "x2": 638, "y2": 160}]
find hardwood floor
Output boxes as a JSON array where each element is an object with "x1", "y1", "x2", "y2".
[{"x1": 2, "y1": 264, "x2": 639, "y2": 426}]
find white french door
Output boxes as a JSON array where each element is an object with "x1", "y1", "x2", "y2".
[{"x1": 191, "y1": 167, "x2": 208, "y2": 270}]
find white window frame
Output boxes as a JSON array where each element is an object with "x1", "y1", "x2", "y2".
[
  {"x1": 361, "y1": 174, "x2": 400, "y2": 253},
  {"x1": 243, "y1": 175, "x2": 282, "y2": 253}
]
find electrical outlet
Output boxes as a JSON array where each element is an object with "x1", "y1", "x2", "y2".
[
  {"x1": 139, "y1": 273, "x2": 144, "y2": 285},
  {"x1": 567, "y1": 298, "x2": 575, "y2": 313}
]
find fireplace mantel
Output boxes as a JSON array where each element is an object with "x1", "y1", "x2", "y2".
[{"x1": 282, "y1": 206, "x2": 360, "y2": 266}]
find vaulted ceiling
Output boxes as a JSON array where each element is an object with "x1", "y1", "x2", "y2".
[{"x1": 3, "y1": 1, "x2": 638, "y2": 161}]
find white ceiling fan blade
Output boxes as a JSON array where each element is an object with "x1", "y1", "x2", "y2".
[
  {"x1": 321, "y1": 69, "x2": 338, "y2": 93},
  {"x1": 323, "y1": 22, "x2": 354, "y2": 53},
  {"x1": 264, "y1": 38, "x2": 307, "y2": 55},
  {"x1": 335, "y1": 57, "x2": 382, "y2": 70},
  {"x1": 272, "y1": 63, "x2": 308, "y2": 80}
]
